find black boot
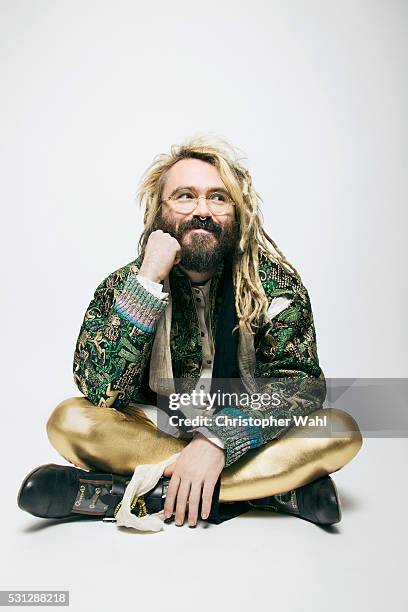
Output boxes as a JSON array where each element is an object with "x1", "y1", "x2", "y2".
[
  {"x1": 247, "y1": 475, "x2": 342, "y2": 525},
  {"x1": 17, "y1": 464, "x2": 168, "y2": 521}
]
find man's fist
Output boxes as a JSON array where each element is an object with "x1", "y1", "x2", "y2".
[{"x1": 139, "y1": 230, "x2": 182, "y2": 283}]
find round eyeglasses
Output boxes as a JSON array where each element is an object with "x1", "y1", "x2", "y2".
[{"x1": 162, "y1": 190, "x2": 236, "y2": 216}]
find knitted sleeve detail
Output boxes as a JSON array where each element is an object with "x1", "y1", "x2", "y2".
[
  {"x1": 205, "y1": 407, "x2": 264, "y2": 467},
  {"x1": 113, "y1": 274, "x2": 168, "y2": 333}
]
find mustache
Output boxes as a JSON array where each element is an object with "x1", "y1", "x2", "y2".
[{"x1": 179, "y1": 217, "x2": 222, "y2": 238}]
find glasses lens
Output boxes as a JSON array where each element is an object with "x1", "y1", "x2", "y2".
[
  {"x1": 169, "y1": 197, "x2": 233, "y2": 215},
  {"x1": 172, "y1": 200, "x2": 197, "y2": 213},
  {"x1": 207, "y1": 201, "x2": 231, "y2": 215}
]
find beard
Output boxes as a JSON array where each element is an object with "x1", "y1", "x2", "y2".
[{"x1": 151, "y1": 209, "x2": 240, "y2": 272}]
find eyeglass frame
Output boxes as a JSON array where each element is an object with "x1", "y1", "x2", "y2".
[{"x1": 160, "y1": 191, "x2": 236, "y2": 217}]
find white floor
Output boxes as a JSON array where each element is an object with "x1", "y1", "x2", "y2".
[{"x1": 3, "y1": 429, "x2": 407, "y2": 612}]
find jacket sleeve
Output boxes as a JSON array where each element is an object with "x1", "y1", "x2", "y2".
[
  {"x1": 73, "y1": 266, "x2": 169, "y2": 408},
  {"x1": 206, "y1": 280, "x2": 326, "y2": 467}
]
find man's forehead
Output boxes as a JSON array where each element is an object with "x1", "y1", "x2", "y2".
[{"x1": 162, "y1": 158, "x2": 225, "y2": 194}]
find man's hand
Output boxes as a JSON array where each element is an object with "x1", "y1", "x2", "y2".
[
  {"x1": 139, "y1": 230, "x2": 181, "y2": 283},
  {"x1": 163, "y1": 435, "x2": 226, "y2": 527}
]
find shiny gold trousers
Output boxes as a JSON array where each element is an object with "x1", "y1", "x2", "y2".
[{"x1": 46, "y1": 397, "x2": 363, "y2": 502}]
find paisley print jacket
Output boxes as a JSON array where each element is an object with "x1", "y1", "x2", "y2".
[{"x1": 73, "y1": 252, "x2": 325, "y2": 466}]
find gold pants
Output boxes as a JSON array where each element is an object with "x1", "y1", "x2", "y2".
[{"x1": 46, "y1": 397, "x2": 363, "y2": 502}]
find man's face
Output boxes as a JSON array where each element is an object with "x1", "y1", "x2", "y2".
[{"x1": 153, "y1": 158, "x2": 240, "y2": 272}]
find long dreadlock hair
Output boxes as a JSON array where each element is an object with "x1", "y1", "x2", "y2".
[{"x1": 136, "y1": 134, "x2": 300, "y2": 335}]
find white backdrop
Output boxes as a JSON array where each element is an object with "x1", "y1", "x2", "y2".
[
  {"x1": 1, "y1": 0, "x2": 407, "y2": 426},
  {"x1": 1, "y1": 3, "x2": 408, "y2": 610}
]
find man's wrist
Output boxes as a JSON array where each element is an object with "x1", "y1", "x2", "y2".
[
  {"x1": 193, "y1": 430, "x2": 226, "y2": 451},
  {"x1": 138, "y1": 264, "x2": 162, "y2": 284}
]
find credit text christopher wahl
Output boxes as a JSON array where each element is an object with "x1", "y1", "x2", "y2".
[
  {"x1": 167, "y1": 413, "x2": 328, "y2": 428},
  {"x1": 167, "y1": 390, "x2": 327, "y2": 429}
]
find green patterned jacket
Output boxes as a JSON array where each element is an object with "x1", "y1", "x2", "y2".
[{"x1": 73, "y1": 252, "x2": 325, "y2": 467}]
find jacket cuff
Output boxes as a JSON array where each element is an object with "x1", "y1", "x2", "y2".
[
  {"x1": 205, "y1": 407, "x2": 264, "y2": 467},
  {"x1": 136, "y1": 274, "x2": 169, "y2": 300},
  {"x1": 114, "y1": 275, "x2": 168, "y2": 333}
]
